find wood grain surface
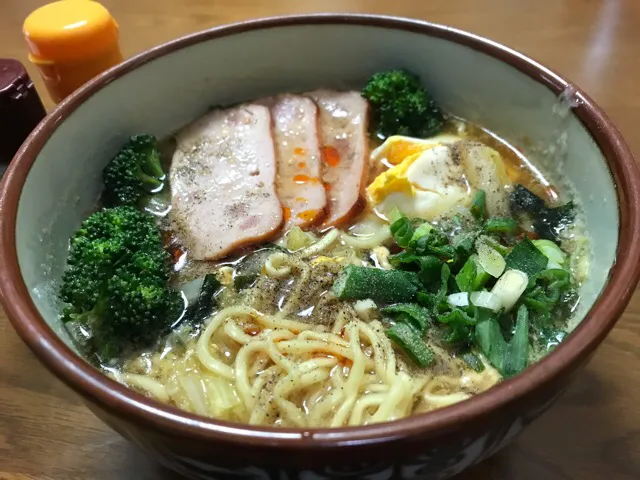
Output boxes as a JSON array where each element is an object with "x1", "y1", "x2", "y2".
[{"x1": 1, "y1": 1, "x2": 640, "y2": 479}]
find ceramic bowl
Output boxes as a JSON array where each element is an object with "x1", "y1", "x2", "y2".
[{"x1": 1, "y1": 14, "x2": 639, "y2": 480}]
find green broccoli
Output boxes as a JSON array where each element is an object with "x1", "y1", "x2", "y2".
[
  {"x1": 60, "y1": 205, "x2": 183, "y2": 360},
  {"x1": 362, "y1": 69, "x2": 444, "y2": 139},
  {"x1": 103, "y1": 134, "x2": 166, "y2": 207}
]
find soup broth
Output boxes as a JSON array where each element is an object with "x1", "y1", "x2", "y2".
[{"x1": 61, "y1": 71, "x2": 590, "y2": 428}]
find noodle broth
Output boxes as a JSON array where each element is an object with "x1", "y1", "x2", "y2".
[{"x1": 104, "y1": 116, "x2": 588, "y2": 428}]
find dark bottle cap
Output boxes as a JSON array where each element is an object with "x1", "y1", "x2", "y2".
[{"x1": 0, "y1": 59, "x2": 47, "y2": 177}]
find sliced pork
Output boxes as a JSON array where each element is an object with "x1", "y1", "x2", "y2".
[
  {"x1": 170, "y1": 104, "x2": 283, "y2": 260},
  {"x1": 307, "y1": 90, "x2": 369, "y2": 227},
  {"x1": 261, "y1": 94, "x2": 326, "y2": 229}
]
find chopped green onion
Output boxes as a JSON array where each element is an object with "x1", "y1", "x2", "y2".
[
  {"x1": 490, "y1": 269, "x2": 528, "y2": 312},
  {"x1": 447, "y1": 291, "x2": 502, "y2": 312},
  {"x1": 390, "y1": 216, "x2": 414, "y2": 248},
  {"x1": 505, "y1": 238, "x2": 548, "y2": 276},
  {"x1": 461, "y1": 351, "x2": 485, "y2": 372},
  {"x1": 447, "y1": 292, "x2": 470, "y2": 307},
  {"x1": 502, "y1": 305, "x2": 530, "y2": 376},
  {"x1": 386, "y1": 322, "x2": 435, "y2": 367},
  {"x1": 437, "y1": 308, "x2": 475, "y2": 344},
  {"x1": 470, "y1": 190, "x2": 487, "y2": 219},
  {"x1": 436, "y1": 263, "x2": 451, "y2": 303},
  {"x1": 455, "y1": 256, "x2": 476, "y2": 293},
  {"x1": 532, "y1": 239, "x2": 566, "y2": 265},
  {"x1": 333, "y1": 265, "x2": 419, "y2": 303},
  {"x1": 411, "y1": 222, "x2": 433, "y2": 242},
  {"x1": 413, "y1": 231, "x2": 457, "y2": 260},
  {"x1": 479, "y1": 235, "x2": 509, "y2": 256},
  {"x1": 484, "y1": 217, "x2": 518, "y2": 235},
  {"x1": 470, "y1": 291, "x2": 502, "y2": 311},
  {"x1": 477, "y1": 241, "x2": 506, "y2": 278},
  {"x1": 475, "y1": 316, "x2": 506, "y2": 372},
  {"x1": 381, "y1": 303, "x2": 431, "y2": 333},
  {"x1": 454, "y1": 232, "x2": 477, "y2": 258},
  {"x1": 417, "y1": 263, "x2": 451, "y2": 312},
  {"x1": 416, "y1": 255, "x2": 442, "y2": 288},
  {"x1": 522, "y1": 268, "x2": 571, "y2": 320},
  {"x1": 456, "y1": 255, "x2": 490, "y2": 292}
]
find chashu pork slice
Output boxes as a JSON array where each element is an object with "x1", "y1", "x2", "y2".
[
  {"x1": 170, "y1": 104, "x2": 283, "y2": 260},
  {"x1": 306, "y1": 90, "x2": 369, "y2": 227},
  {"x1": 261, "y1": 94, "x2": 326, "y2": 229}
]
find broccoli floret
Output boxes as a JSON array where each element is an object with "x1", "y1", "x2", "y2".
[
  {"x1": 103, "y1": 134, "x2": 166, "y2": 207},
  {"x1": 102, "y1": 266, "x2": 183, "y2": 356},
  {"x1": 60, "y1": 205, "x2": 181, "y2": 360},
  {"x1": 362, "y1": 69, "x2": 444, "y2": 139}
]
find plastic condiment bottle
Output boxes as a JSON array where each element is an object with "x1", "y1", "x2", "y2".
[
  {"x1": 23, "y1": 1, "x2": 123, "y2": 104},
  {"x1": 0, "y1": 59, "x2": 47, "y2": 177}
]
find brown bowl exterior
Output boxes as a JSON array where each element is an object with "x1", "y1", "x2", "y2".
[
  {"x1": 85, "y1": 360, "x2": 586, "y2": 479},
  {"x1": 1, "y1": 15, "x2": 639, "y2": 480}
]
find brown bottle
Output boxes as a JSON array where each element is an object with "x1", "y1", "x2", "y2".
[{"x1": 0, "y1": 59, "x2": 47, "y2": 177}]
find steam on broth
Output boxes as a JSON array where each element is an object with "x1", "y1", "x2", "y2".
[{"x1": 60, "y1": 70, "x2": 589, "y2": 427}]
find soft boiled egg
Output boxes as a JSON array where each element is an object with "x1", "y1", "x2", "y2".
[
  {"x1": 370, "y1": 134, "x2": 464, "y2": 166},
  {"x1": 367, "y1": 138, "x2": 511, "y2": 221}
]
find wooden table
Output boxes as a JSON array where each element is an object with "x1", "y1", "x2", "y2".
[{"x1": 1, "y1": 0, "x2": 640, "y2": 478}]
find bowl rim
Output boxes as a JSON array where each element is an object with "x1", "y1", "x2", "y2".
[{"x1": 1, "y1": 13, "x2": 639, "y2": 449}]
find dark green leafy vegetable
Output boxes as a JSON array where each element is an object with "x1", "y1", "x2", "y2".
[
  {"x1": 386, "y1": 322, "x2": 435, "y2": 367},
  {"x1": 362, "y1": 69, "x2": 444, "y2": 139},
  {"x1": 332, "y1": 265, "x2": 419, "y2": 303},
  {"x1": 484, "y1": 217, "x2": 518, "y2": 235},
  {"x1": 381, "y1": 303, "x2": 431, "y2": 333},
  {"x1": 103, "y1": 134, "x2": 167, "y2": 207},
  {"x1": 233, "y1": 274, "x2": 257, "y2": 291},
  {"x1": 470, "y1": 190, "x2": 487, "y2": 220},
  {"x1": 509, "y1": 184, "x2": 575, "y2": 241},
  {"x1": 535, "y1": 202, "x2": 575, "y2": 241},
  {"x1": 184, "y1": 274, "x2": 221, "y2": 325},
  {"x1": 510, "y1": 184, "x2": 545, "y2": 214},
  {"x1": 505, "y1": 238, "x2": 549, "y2": 276}
]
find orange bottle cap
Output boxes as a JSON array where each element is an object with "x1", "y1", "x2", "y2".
[{"x1": 23, "y1": 1, "x2": 120, "y2": 64}]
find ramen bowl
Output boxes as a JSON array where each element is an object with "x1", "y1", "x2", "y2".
[{"x1": 1, "y1": 14, "x2": 639, "y2": 480}]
